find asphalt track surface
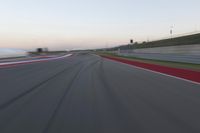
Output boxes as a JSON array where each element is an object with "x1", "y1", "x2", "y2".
[{"x1": 0, "y1": 53, "x2": 200, "y2": 133}]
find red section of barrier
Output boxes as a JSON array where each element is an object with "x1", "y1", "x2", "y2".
[{"x1": 102, "y1": 56, "x2": 200, "y2": 83}]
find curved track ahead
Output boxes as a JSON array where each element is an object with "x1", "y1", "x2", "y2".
[{"x1": 0, "y1": 53, "x2": 199, "y2": 133}]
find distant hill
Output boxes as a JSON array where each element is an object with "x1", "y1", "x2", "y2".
[{"x1": 108, "y1": 33, "x2": 200, "y2": 51}]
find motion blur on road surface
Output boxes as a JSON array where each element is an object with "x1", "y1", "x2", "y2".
[
  {"x1": 0, "y1": 52, "x2": 200, "y2": 133},
  {"x1": 1, "y1": 0, "x2": 200, "y2": 133}
]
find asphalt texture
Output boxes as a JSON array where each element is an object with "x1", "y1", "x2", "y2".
[
  {"x1": 0, "y1": 53, "x2": 200, "y2": 133},
  {"x1": 119, "y1": 53, "x2": 200, "y2": 64}
]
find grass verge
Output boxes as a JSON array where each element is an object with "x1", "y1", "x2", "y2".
[{"x1": 98, "y1": 52, "x2": 200, "y2": 72}]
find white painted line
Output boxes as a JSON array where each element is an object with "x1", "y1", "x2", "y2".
[
  {"x1": 0, "y1": 54, "x2": 72, "y2": 67},
  {"x1": 105, "y1": 58, "x2": 200, "y2": 85}
]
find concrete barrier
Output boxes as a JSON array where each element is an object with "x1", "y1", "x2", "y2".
[
  {"x1": 116, "y1": 44, "x2": 200, "y2": 64},
  {"x1": 131, "y1": 44, "x2": 200, "y2": 55}
]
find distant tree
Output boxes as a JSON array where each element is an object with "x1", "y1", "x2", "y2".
[
  {"x1": 130, "y1": 39, "x2": 134, "y2": 44},
  {"x1": 37, "y1": 48, "x2": 43, "y2": 53},
  {"x1": 142, "y1": 41, "x2": 147, "y2": 44}
]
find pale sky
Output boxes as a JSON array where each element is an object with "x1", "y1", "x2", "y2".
[{"x1": 0, "y1": 0, "x2": 200, "y2": 51}]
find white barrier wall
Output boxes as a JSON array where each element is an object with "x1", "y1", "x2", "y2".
[
  {"x1": 131, "y1": 44, "x2": 200, "y2": 55},
  {"x1": 0, "y1": 48, "x2": 29, "y2": 58}
]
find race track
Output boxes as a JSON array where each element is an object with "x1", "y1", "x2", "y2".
[{"x1": 0, "y1": 53, "x2": 199, "y2": 133}]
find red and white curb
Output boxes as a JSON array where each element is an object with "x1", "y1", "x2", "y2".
[
  {"x1": 0, "y1": 54, "x2": 72, "y2": 68},
  {"x1": 102, "y1": 56, "x2": 200, "y2": 85}
]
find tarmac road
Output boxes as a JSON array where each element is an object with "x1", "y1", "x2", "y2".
[{"x1": 0, "y1": 53, "x2": 200, "y2": 133}]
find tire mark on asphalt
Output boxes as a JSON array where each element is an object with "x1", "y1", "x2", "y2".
[
  {"x1": 42, "y1": 57, "x2": 101, "y2": 133},
  {"x1": 99, "y1": 58, "x2": 199, "y2": 133},
  {"x1": 95, "y1": 58, "x2": 145, "y2": 133},
  {"x1": 0, "y1": 67, "x2": 79, "y2": 132},
  {"x1": 0, "y1": 61, "x2": 82, "y2": 110}
]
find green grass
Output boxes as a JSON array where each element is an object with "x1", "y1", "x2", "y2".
[{"x1": 99, "y1": 52, "x2": 200, "y2": 71}]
